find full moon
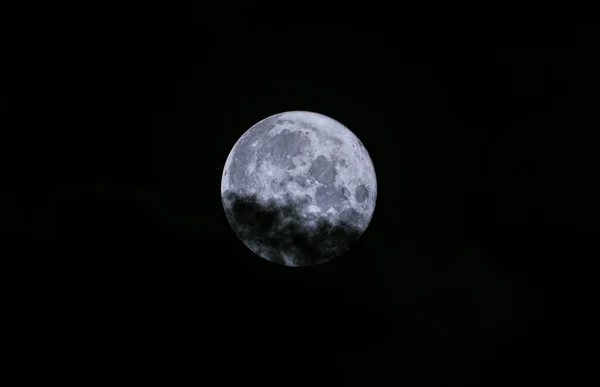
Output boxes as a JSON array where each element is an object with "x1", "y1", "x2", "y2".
[{"x1": 221, "y1": 111, "x2": 377, "y2": 267}]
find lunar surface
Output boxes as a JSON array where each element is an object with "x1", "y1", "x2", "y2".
[{"x1": 221, "y1": 111, "x2": 377, "y2": 267}]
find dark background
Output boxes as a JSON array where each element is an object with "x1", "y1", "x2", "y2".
[{"x1": 4, "y1": 6, "x2": 598, "y2": 386}]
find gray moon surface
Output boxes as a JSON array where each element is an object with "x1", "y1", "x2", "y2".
[{"x1": 221, "y1": 111, "x2": 377, "y2": 267}]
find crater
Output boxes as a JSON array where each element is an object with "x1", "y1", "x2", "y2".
[
  {"x1": 355, "y1": 184, "x2": 369, "y2": 203},
  {"x1": 276, "y1": 119, "x2": 296, "y2": 125},
  {"x1": 294, "y1": 175, "x2": 308, "y2": 188},
  {"x1": 341, "y1": 187, "x2": 351, "y2": 201},
  {"x1": 259, "y1": 129, "x2": 311, "y2": 171},
  {"x1": 309, "y1": 155, "x2": 337, "y2": 185},
  {"x1": 324, "y1": 135, "x2": 343, "y2": 146},
  {"x1": 338, "y1": 208, "x2": 361, "y2": 225},
  {"x1": 315, "y1": 185, "x2": 346, "y2": 211}
]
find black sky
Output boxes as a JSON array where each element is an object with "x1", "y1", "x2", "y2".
[{"x1": 5, "y1": 7, "x2": 598, "y2": 386}]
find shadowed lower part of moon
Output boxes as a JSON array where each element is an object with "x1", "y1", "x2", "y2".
[{"x1": 222, "y1": 190, "x2": 363, "y2": 267}]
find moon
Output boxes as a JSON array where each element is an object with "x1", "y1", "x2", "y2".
[{"x1": 221, "y1": 111, "x2": 377, "y2": 267}]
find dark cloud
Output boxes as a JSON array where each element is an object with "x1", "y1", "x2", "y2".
[{"x1": 222, "y1": 190, "x2": 363, "y2": 266}]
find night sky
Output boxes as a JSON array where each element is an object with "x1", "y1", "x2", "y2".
[{"x1": 6, "y1": 7, "x2": 597, "y2": 386}]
